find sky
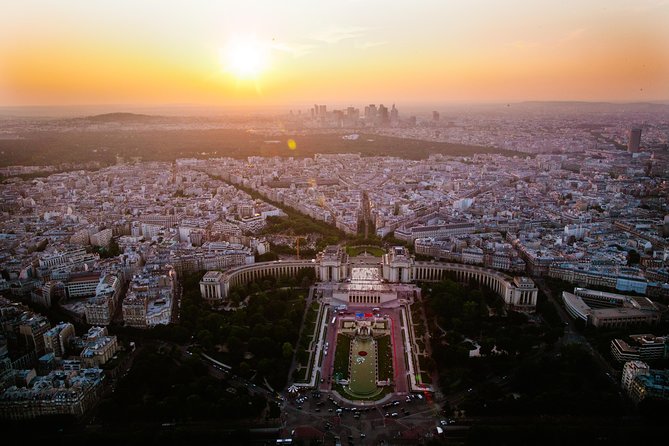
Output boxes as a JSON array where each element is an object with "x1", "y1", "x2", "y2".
[{"x1": 1, "y1": 0, "x2": 668, "y2": 108}]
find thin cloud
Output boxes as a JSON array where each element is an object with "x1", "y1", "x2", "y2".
[
  {"x1": 270, "y1": 41, "x2": 317, "y2": 58},
  {"x1": 310, "y1": 25, "x2": 368, "y2": 44}
]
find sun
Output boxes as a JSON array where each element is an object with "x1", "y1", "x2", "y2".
[{"x1": 220, "y1": 36, "x2": 269, "y2": 80}]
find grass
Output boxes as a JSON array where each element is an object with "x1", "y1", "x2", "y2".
[
  {"x1": 376, "y1": 335, "x2": 393, "y2": 382},
  {"x1": 295, "y1": 306, "x2": 325, "y2": 384},
  {"x1": 295, "y1": 367, "x2": 308, "y2": 382},
  {"x1": 418, "y1": 356, "x2": 433, "y2": 384},
  {"x1": 333, "y1": 334, "x2": 352, "y2": 380},
  {"x1": 294, "y1": 300, "x2": 321, "y2": 374},
  {"x1": 334, "y1": 383, "x2": 393, "y2": 402},
  {"x1": 411, "y1": 304, "x2": 426, "y2": 337},
  {"x1": 348, "y1": 337, "x2": 377, "y2": 396},
  {"x1": 346, "y1": 246, "x2": 386, "y2": 257}
]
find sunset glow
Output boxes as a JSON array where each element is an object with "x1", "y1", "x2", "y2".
[
  {"x1": 220, "y1": 36, "x2": 270, "y2": 80},
  {"x1": 1, "y1": 0, "x2": 668, "y2": 107}
]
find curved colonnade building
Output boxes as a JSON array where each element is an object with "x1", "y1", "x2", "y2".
[{"x1": 201, "y1": 246, "x2": 538, "y2": 312}]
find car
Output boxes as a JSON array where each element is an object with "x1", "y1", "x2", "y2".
[
  {"x1": 360, "y1": 433, "x2": 366, "y2": 438},
  {"x1": 391, "y1": 412, "x2": 398, "y2": 417},
  {"x1": 440, "y1": 420, "x2": 448, "y2": 426},
  {"x1": 467, "y1": 388, "x2": 473, "y2": 392}
]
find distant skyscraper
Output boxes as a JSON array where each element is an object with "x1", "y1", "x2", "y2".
[
  {"x1": 628, "y1": 127, "x2": 642, "y2": 153},
  {"x1": 432, "y1": 110, "x2": 440, "y2": 122},
  {"x1": 390, "y1": 104, "x2": 399, "y2": 124},
  {"x1": 365, "y1": 104, "x2": 377, "y2": 125},
  {"x1": 345, "y1": 107, "x2": 359, "y2": 126},
  {"x1": 378, "y1": 104, "x2": 389, "y2": 125}
]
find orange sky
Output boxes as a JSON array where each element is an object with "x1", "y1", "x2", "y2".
[{"x1": 1, "y1": 0, "x2": 668, "y2": 107}]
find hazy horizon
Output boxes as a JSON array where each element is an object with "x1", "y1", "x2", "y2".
[
  {"x1": 2, "y1": 99, "x2": 669, "y2": 119},
  {"x1": 2, "y1": 0, "x2": 668, "y2": 108}
]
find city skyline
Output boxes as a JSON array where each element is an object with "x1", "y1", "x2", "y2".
[
  {"x1": 2, "y1": 0, "x2": 669, "y2": 108},
  {"x1": 1, "y1": 1, "x2": 669, "y2": 442}
]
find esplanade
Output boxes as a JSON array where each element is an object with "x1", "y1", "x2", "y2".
[{"x1": 200, "y1": 245, "x2": 538, "y2": 312}]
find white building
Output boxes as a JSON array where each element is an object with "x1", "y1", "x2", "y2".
[{"x1": 200, "y1": 271, "x2": 225, "y2": 304}]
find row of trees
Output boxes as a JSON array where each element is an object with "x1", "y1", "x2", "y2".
[{"x1": 97, "y1": 348, "x2": 267, "y2": 423}]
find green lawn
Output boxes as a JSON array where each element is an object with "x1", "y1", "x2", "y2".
[
  {"x1": 349, "y1": 337, "x2": 377, "y2": 396},
  {"x1": 376, "y1": 335, "x2": 393, "y2": 381},
  {"x1": 333, "y1": 334, "x2": 352, "y2": 380},
  {"x1": 418, "y1": 356, "x2": 433, "y2": 384},
  {"x1": 346, "y1": 246, "x2": 386, "y2": 257}
]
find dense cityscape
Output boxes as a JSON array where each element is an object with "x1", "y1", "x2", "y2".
[
  {"x1": 3, "y1": 0, "x2": 669, "y2": 445},
  {"x1": 0, "y1": 102, "x2": 667, "y2": 444}
]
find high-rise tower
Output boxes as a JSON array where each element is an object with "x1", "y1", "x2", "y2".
[{"x1": 628, "y1": 127, "x2": 642, "y2": 153}]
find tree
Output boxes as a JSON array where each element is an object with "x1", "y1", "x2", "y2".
[
  {"x1": 228, "y1": 292, "x2": 241, "y2": 306},
  {"x1": 227, "y1": 335, "x2": 244, "y2": 357},
  {"x1": 462, "y1": 301, "x2": 479, "y2": 322},
  {"x1": 282, "y1": 342, "x2": 294, "y2": 359},
  {"x1": 627, "y1": 249, "x2": 640, "y2": 266},
  {"x1": 99, "y1": 237, "x2": 121, "y2": 258},
  {"x1": 196, "y1": 329, "x2": 213, "y2": 349},
  {"x1": 239, "y1": 361, "x2": 251, "y2": 378}
]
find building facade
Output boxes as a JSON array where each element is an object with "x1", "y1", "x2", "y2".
[{"x1": 212, "y1": 246, "x2": 538, "y2": 312}]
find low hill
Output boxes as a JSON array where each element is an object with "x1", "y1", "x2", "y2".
[{"x1": 83, "y1": 112, "x2": 163, "y2": 123}]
